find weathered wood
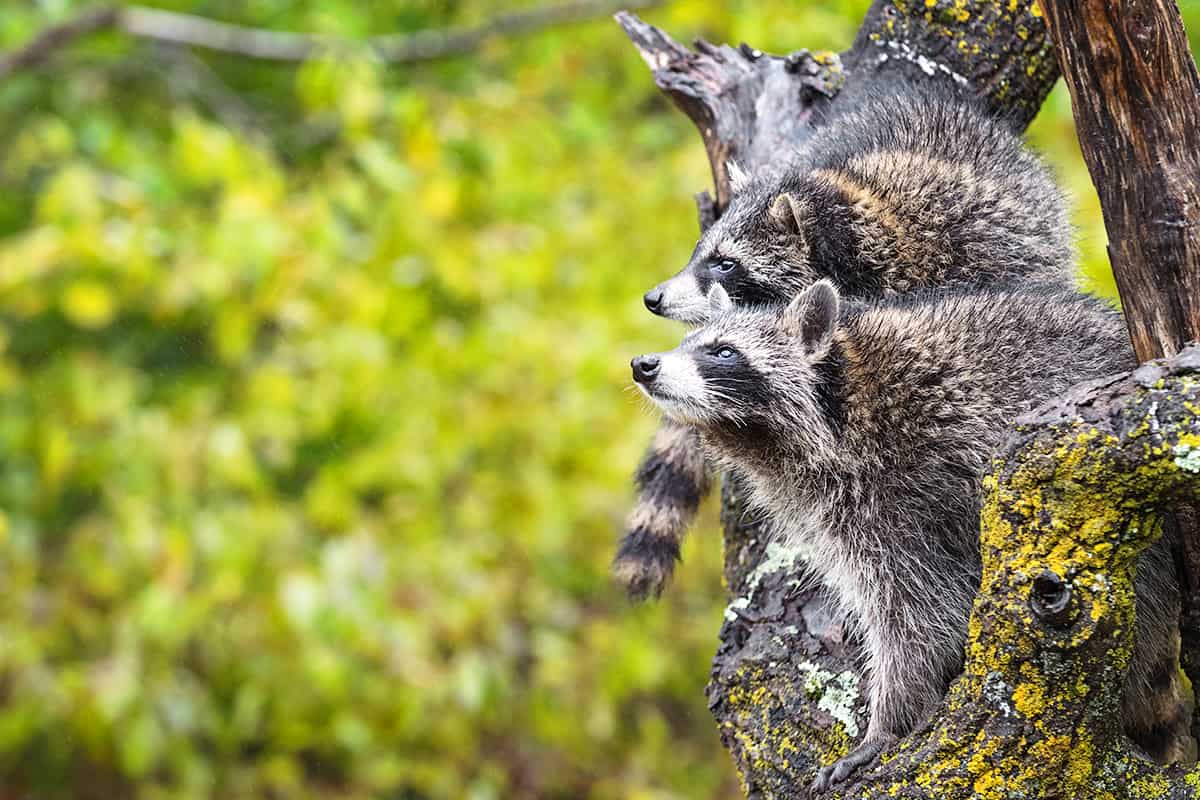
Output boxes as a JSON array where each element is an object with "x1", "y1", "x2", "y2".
[
  {"x1": 1039, "y1": 0, "x2": 1200, "y2": 749},
  {"x1": 1040, "y1": 0, "x2": 1200, "y2": 362},
  {"x1": 620, "y1": 2, "x2": 1062, "y2": 795},
  {"x1": 617, "y1": 0, "x2": 1059, "y2": 218},
  {"x1": 617, "y1": 12, "x2": 843, "y2": 215}
]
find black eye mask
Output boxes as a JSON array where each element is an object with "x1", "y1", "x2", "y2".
[{"x1": 695, "y1": 345, "x2": 770, "y2": 408}]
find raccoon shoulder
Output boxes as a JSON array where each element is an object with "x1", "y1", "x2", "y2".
[{"x1": 833, "y1": 287, "x2": 1130, "y2": 448}]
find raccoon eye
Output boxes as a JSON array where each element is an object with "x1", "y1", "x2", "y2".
[
  {"x1": 713, "y1": 346, "x2": 737, "y2": 360},
  {"x1": 711, "y1": 258, "x2": 739, "y2": 275}
]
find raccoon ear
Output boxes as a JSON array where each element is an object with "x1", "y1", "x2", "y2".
[
  {"x1": 727, "y1": 161, "x2": 750, "y2": 195},
  {"x1": 779, "y1": 280, "x2": 839, "y2": 357},
  {"x1": 707, "y1": 284, "x2": 733, "y2": 315},
  {"x1": 768, "y1": 193, "x2": 807, "y2": 238}
]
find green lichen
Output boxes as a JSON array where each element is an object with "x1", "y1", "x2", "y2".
[
  {"x1": 746, "y1": 540, "x2": 809, "y2": 595},
  {"x1": 725, "y1": 539, "x2": 809, "y2": 621},
  {"x1": 1174, "y1": 443, "x2": 1200, "y2": 474},
  {"x1": 798, "y1": 662, "x2": 862, "y2": 738},
  {"x1": 720, "y1": 661, "x2": 855, "y2": 791},
  {"x1": 724, "y1": 595, "x2": 751, "y2": 622}
]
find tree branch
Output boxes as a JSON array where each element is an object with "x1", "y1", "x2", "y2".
[
  {"x1": 1039, "y1": 0, "x2": 1200, "y2": 362},
  {"x1": 0, "y1": 0, "x2": 663, "y2": 79},
  {"x1": 0, "y1": 6, "x2": 119, "y2": 79}
]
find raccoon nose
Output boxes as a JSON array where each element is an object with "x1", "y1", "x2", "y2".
[
  {"x1": 631, "y1": 355, "x2": 661, "y2": 383},
  {"x1": 644, "y1": 288, "x2": 664, "y2": 314}
]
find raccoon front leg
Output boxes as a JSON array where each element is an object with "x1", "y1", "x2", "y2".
[
  {"x1": 612, "y1": 418, "x2": 711, "y2": 599},
  {"x1": 811, "y1": 649, "x2": 908, "y2": 792},
  {"x1": 813, "y1": 601, "x2": 962, "y2": 790},
  {"x1": 811, "y1": 733, "x2": 896, "y2": 791}
]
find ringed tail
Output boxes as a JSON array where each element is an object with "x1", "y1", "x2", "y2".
[{"x1": 612, "y1": 418, "x2": 711, "y2": 600}]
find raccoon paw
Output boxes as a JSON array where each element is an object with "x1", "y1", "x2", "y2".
[
  {"x1": 811, "y1": 735, "x2": 894, "y2": 792},
  {"x1": 611, "y1": 528, "x2": 680, "y2": 601}
]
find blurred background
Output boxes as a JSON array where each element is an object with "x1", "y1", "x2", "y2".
[{"x1": 0, "y1": 1, "x2": 1197, "y2": 798}]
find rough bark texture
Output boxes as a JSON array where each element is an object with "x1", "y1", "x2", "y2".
[
  {"x1": 1039, "y1": 0, "x2": 1200, "y2": 362},
  {"x1": 620, "y1": 2, "x2": 1061, "y2": 795},
  {"x1": 1038, "y1": 0, "x2": 1200, "y2": 749},
  {"x1": 617, "y1": 0, "x2": 1058, "y2": 220}
]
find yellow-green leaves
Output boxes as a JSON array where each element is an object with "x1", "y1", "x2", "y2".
[{"x1": 3, "y1": 0, "x2": 1197, "y2": 797}]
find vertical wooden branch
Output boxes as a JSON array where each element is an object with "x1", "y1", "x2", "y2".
[
  {"x1": 1039, "y1": 0, "x2": 1200, "y2": 360},
  {"x1": 1039, "y1": 0, "x2": 1200, "y2": 746}
]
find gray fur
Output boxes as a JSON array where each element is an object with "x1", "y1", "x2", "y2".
[{"x1": 633, "y1": 281, "x2": 1183, "y2": 774}]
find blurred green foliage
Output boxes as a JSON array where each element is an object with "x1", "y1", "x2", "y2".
[{"x1": 0, "y1": 1, "x2": 1197, "y2": 798}]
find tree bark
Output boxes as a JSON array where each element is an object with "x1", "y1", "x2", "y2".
[
  {"x1": 619, "y1": 2, "x2": 1062, "y2": 795},
  {"x1": 1039, "y1": 0, "x2": 1200, "y2": 362},
  {"x1": 1038, "y1": 0, "x2": 1200, "y2": 749}
]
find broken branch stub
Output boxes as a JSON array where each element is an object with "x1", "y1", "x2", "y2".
[{"x1": 615, "y1": 11, "x2": 843, "y2": 217}]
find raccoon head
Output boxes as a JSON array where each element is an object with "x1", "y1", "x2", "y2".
[
  {"x1": 632, "y1": 281, "x2": 841, "y2": 447},
  {"x1": 643, "y1": 169, "x2": 823, "y2": 325}
]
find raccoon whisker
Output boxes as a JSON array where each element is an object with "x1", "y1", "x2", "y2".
[{"x1": 704, "y1": 389, "x2": 743, "y2": 405}]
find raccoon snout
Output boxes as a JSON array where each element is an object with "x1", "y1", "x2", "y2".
[
  {"x1": 631, "y1": 355, "x2": 661, "y2": 384},
  {"x1": 644, "y1": 288, "x2": 665, "y2": 314}
]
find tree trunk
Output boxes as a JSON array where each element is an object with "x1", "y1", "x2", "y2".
[
  {"x1": 620, "y1": 0, "x2": 1200, "y2": 795},
  {"x1": 1038, "y1": 0, "x2": 1200, "y2": 749}
]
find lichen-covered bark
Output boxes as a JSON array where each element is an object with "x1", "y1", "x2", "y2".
[
  {"x1": 843, "y1": 0, "x2": 1058, "y2": 126},
  {"x1": 620, "y1": 2, "x2": 1062, "y2": 796},
  {"x1": 708, "y1": 475, "x2": 868, "y2": 796},
  {"x1": 1038, "y1": 0, "x2": 1200, "y2": 749}
]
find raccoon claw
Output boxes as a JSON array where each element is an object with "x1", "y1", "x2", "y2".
[{"x1": 811, "y1": 735, "x2": 894, "y2": 792}]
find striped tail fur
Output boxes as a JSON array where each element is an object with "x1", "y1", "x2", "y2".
[{"x1": 613, "y1": 417, "x2": 711, "y2": 600}]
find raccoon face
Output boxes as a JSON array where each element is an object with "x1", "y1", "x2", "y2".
[
  {"x1": 643, "y1": 176, "x2": 820, "y2": 325},
  {"x1": 632, "y1": 282, "x2": 840, "y2": 432}
]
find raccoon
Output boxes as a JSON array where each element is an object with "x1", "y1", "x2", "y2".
[
  {"x1": 631, "y1": 281, "x2": 1186, "y2": 786},
  {"x1": 645, "y1": 85, "x2": 1073, "y2": 322},
  {"x1": 615, "y1": 83, "x2": 1074, "y2": 599}
]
